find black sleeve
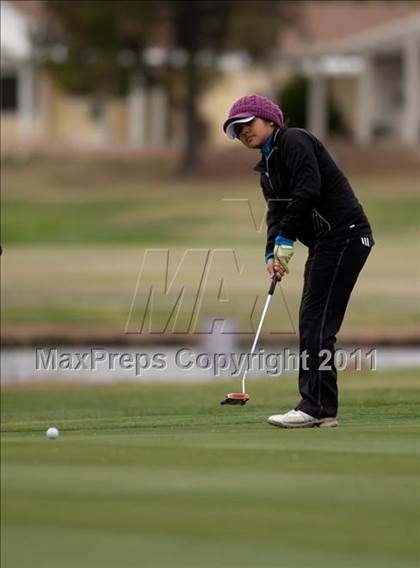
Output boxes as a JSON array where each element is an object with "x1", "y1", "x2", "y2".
[
  {"x1": 278, "y1": 130, "x2": 321, "y2": 241},
  {"x1": 261, "y1": 181, "x2": 288, "y2": 259}
]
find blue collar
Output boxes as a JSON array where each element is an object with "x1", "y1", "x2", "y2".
[{"x1": 261, "y1": 134, "x2": 273, "y2": 160}]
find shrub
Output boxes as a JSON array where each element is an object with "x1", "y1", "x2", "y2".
[{"x1": 276, "y1": 75, "x2": 348, "y2": 137}]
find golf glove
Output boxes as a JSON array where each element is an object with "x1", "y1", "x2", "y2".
[{"x1": 274, "y1": 236, "x2": 294, "y2": 274}]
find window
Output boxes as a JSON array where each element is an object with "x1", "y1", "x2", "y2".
[{"x1": 1, "y1": 75, "x2": 18, "y2": 113}]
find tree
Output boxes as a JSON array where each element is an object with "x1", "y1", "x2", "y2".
[{"x1": 35, "y1": 1, "x2": 298, "y2": 174}]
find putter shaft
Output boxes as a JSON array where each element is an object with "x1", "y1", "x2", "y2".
[{"x1": 241, "y1": 277, "x2": 277, "y2": 394}]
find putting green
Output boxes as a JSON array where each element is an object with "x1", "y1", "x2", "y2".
[{"x1": 2, "y1": 370, "x2": 419, "y2": 568}]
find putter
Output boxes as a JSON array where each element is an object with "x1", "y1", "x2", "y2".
[{"x1": 221, "y1": 276, "x2": 278, "y2": 405}]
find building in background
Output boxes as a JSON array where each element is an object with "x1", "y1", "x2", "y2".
[
  {"x1": 1, "y1": 0, "x2": 38, "y2": 146},
  {"x1": 203, "y1": 1, "x2": 420, "y2": 148},
  {"x1": 0, "y1": 0, "x2": 172, "y2": 152},
  {"x1": 280, "y1": 1, "x2": 420, "y2": 146},
  {"x1": 1, "y1": 0, "x2": 419, "y2": 152}
]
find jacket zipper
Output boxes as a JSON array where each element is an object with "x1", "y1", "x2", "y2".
[
  {"x1": 264, "y1": 129, "x2": 282, "y2": 194},
  {"x1": 264, "y1": 129, "x2": 285, "y2": 198},
  {"x1": 313, "y1": 208, "x2": 332, "y2": 232},
  {"x1": 265, "y1": 149, "x2": 276, "y2": 194}
]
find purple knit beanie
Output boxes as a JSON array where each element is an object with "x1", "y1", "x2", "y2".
[{"x1": 223, "y1": 94, "x2": 284, "y2": 139}]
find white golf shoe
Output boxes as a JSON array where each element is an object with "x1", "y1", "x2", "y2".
[{"x1": 267, "y1": 409, "x2": 337, "y2": 429}]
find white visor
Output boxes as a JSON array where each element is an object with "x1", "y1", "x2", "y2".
[{"x1": 226, "y1": 116, "x2": 255, "y2": 140}]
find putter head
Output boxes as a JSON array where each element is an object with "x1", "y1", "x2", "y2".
[{"x1": 220, "y1": 392, "x2": 250, "y2": 406}]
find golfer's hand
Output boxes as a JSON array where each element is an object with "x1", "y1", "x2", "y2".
[
  {"x1": 273, "y1": 236, "x2": 294, "y2": 274},
  {"x1": 266, "y1": 258, "x2": 285, "y2": 281}
]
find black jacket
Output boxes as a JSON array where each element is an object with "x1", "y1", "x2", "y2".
[{"x1": 254, "y1": 127, "x2": 372, "y2": 258}]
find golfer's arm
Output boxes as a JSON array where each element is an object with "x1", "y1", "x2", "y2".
[
  {"x1": 265, "y1": 199, "x2": 284, "y2": 261},
  {"x1": 278, "y1": 134, "x2": 321, "y2": 241}
]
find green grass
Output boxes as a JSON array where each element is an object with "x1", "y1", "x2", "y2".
[
  {"x1": 2, "y1": 370, "x2": 419, "y2": 568},
  {"x1": 2, "y1": 169, "x2": 420, "y2": 247},
  {"x1": 2, "y1": 159, "x2": 419, "y2": 248},
  {"x1": 1, "y1": 159, "x2": 419, "y2": 332}
]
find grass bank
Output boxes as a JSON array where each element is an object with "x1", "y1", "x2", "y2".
[{"x1": 2, "y1": 159, "x2": 419, "y2": 336}]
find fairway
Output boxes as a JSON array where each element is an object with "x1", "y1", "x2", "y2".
[
  {"x1": 2, "y1": 159, "x2": 420, "y2": 337},
  {"x1": 2, "y1": 370, "x2": 419, "y2": 568}
]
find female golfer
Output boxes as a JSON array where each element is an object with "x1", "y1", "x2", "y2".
[{"x1": 223, "y1": 94, "x2": 374, "y2": 428}]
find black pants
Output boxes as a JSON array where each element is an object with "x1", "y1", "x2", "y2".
[{"x1": 295, "y1": 235, "x2": 373, "y2": 418}]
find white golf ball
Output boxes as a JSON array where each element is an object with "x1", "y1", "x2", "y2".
[{"x1": 46, "y1": 427, "x2": 60, "y2": 440}]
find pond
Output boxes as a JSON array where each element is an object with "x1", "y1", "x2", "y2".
[{"x1": 2, "y1": 345, "x2": 419, "y2": 385}]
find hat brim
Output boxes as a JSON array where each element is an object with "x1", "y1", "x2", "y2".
[{"x1": 224, "y1": 115, "x2": 255, "y2": 140}]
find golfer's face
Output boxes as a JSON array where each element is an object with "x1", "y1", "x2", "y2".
[{"x1": 236, "y1": 118, "x2": 274, "y2": 149}]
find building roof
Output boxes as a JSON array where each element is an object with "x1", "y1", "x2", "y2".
[{"x1": 281, "y1": 1, "x2": 420, "y2": 58}]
